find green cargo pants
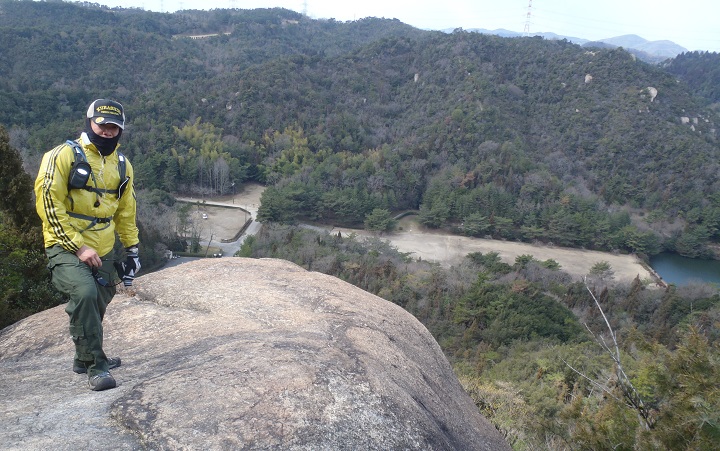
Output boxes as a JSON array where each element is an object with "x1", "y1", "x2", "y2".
[{"x1": 46, "y1": 245, "x2": 118, "y2": 377}]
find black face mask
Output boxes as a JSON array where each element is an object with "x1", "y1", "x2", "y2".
[{"x1": 85, "y1": 119, "x2": 122, "y2": 156}]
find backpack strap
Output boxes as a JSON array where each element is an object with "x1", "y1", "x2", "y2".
[
  {"x1": 117, "y1": 151, "x2": 130, "y2": 200},
  {"x1": 66, "y1": 211, "x2": 113, "y2": 233},
  {"x1": 66, "y1": 140, "x2": 126, "y2": 197},
  {"x1": 118, "y1": 151, "x2": 126, "y2": 181}
]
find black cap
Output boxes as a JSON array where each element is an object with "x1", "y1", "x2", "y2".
[{"x1": 86, "y1": 99, "x2": 125, "y2": 129}]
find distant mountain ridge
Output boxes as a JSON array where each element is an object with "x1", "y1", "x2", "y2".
[{"x1": 457, "y1": 28, "x2": 688, "y2": 62}]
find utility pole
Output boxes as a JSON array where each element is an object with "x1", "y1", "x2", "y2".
[{"x1": 524, "y1": 0, "x2": 533, "y2": 36}]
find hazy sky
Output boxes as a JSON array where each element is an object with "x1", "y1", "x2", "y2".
[{"x1": 80, "y1": 0, "x2": 720, "y2": 52}]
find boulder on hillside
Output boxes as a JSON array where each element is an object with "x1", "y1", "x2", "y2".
[{"x1": 0, "y1": 258, "x2": 509, "y2": 450}]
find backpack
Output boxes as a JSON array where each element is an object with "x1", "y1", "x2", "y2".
[
  {"x1": 66, "y1": 140, "x2": 129, "y2": 200},
  {"x1": 65, "y1": 140, "x2": 130, "y2": 232}
]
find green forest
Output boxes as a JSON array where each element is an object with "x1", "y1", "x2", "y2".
[
  {"x1": 2, "y1": 1, "x2": 719, "y2": 259},
  {"x1": 1, "y1": 1, "x2": 719, "y2": 449}
]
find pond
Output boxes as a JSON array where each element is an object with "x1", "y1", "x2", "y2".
[{"x1": 649, "y1": 253, "x2": 720, "y2": 286}]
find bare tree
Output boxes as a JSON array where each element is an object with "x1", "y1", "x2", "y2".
[
  {"x1": 563, "y1": 277, "x2": 655, "y2": 430},
  {"x1": 190, "y1": 221, "x2": 204, "y2": 253},
  {"x1": 197, "y1": 154, "x2": 206, "y2": 191},
  {"x1": 175, "y1": 203, "x2": 192, "y2": 239},
  {"x1": 212, "y1": 156, "x2": 230, "y2": 194}
]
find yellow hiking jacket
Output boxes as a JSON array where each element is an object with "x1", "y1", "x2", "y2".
[{"x1": 34, "y1": 133, "x2": 139, "y2": 256}]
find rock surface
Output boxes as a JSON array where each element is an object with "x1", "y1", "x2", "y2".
[{"x1": 0, "y1": 258, "x2": 509, "y2": 450}]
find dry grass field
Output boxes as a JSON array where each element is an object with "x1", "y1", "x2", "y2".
[{"x1": 200, "y1": 184, "x2": 657, "y2": 285}]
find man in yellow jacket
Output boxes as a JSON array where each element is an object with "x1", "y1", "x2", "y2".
[{"x1": 34, "y1": 99, "x2": 140, "y2": 391}]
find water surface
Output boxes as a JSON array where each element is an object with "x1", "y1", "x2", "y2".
[{"x1": 649, "y1": 253, "x2": 720, "y2": 286}]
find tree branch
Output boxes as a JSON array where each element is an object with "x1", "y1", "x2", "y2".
[{"x1": 578, "y1": 277, "x2": 655, "y2": 429}]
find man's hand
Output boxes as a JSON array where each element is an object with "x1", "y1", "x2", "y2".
[{"x1": 76, "y1": 245, "x2": 101, "y2": 268}]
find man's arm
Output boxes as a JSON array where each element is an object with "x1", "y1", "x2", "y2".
[
  {"x1": 113, "y1": 159, "x2": 139, "y2": 249},
  {"x1": 34, "y1": 144, "x2": 85, "y2": 253}
]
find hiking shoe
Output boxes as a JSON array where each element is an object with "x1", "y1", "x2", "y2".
[
  {"x1": 88, "y1": 372, "x2": 116, "y2": 391},
  {"x1": 74, "y1": 357, "x2": 122, "y2": 374}
]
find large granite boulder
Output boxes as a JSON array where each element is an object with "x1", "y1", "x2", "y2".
[{"x1": 0, "y1": 258, "x2": 509, "y2": 450}]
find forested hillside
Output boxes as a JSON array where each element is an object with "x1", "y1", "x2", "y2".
[
  {"x1": 663, "y1": 51, "x2": 720, "y2": 104},
  {"x1": 1, "y1": 0, "x2": 719, "y2": 261}
]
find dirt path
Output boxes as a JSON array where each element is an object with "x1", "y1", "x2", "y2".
[
  {"x1": 334, "y1": 217, "x2": 656, "y2": 285},
  {"x1": 199, "y1": 184, "x2": 657, "y2": 285}
]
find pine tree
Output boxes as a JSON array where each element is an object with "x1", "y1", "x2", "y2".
[{"x1": 0, "y1": 126, "x2": 40, "y2": 235}]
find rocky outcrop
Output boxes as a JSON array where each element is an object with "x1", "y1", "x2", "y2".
[
  {"x1": 0, "y1": 258, "x2": 509, "y2": 450},
  {"x1": 646, "y1": 87, "x2": 658, "y2": 102}
]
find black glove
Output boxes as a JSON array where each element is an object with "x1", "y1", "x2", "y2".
[{"x1": 121, "y1": 246, "x2": 141, "y2": 286}]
